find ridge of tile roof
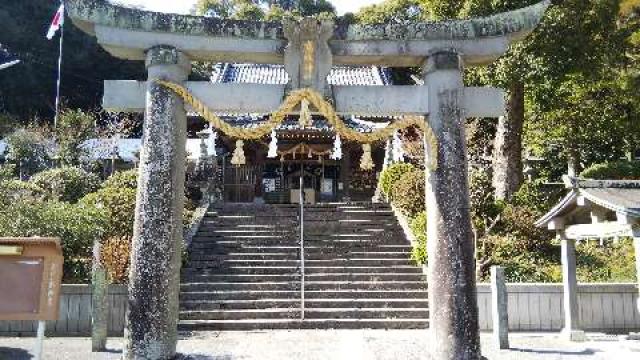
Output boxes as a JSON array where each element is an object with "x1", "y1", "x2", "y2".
[{"x1": 210, "y1": 63, "x2": 393, "y2": 86}]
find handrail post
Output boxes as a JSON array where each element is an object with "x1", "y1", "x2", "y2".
[{"x1": 299, "y1": 174, "x2": 305, "y2": 320}]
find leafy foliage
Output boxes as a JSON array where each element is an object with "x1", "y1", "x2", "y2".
[
  {"x1": 4, "y1": 128, "x2": 50, "y2": 178},
  {"x1": 378, "y1": 163, "x2": 416, "y2": 200},
  {"x1": 409, "y1": 211, "x2": 427, "y2": 265},
  {"x1": 31, "y1": 167, "x2": 100, "y2": 203},
  {"x1": 0, "y1": 0, "x2": 145, "y2": 120},
  {"x1": 391, "y1": 169, "x2": 426, "y2": 217},
  {"x1": 0, "y1": 200, "x2": 107, "y2": 282},
  {"x1": 577, "y1": 239, "x2": 637, "y2": 282},
  {"x1": 55, "y1": 109, "x2": 96, "y2": 166},
  {"x1": 101, "y1": 169, "x2": 138, "y2": 190},
  {"x1": 81, "y1": 185, "x2": 137, "y2": 239},
  {"x1": 194, "y1": 0, "x2": 336, "y2": 20},
  {"x1": 580, "y1": 160, "x2": 640, "y2": 180}
]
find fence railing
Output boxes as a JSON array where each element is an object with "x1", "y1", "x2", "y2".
[
  {"x1": 1, "y1": 283, "x2": 638, "y2": 336},
  {"x1": 477, "y1": 283, "x2": 640, "y2": 333}
]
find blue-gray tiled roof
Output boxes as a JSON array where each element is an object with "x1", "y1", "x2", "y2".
[{"x1": 211, "y1": 63, "x2": 393, "y2": 86}]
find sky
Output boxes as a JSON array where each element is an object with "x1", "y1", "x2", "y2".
[{"x1": 114, "y1": 0, "x2": 383, "y2": 15}]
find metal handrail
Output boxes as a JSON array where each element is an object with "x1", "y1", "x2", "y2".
[{"x1": 299, "y1": 174, "x2": 305, "y2": 320}]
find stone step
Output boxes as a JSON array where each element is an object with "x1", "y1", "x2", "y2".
[
  {"x1": 182, "y1": 266, "x2": 422, "y2": 275},
  {"x1": 179, "y1": 308, "x2": 428, "y2": 321},
  {"x1": 189, "y1": 244, "x2": 412, "y2": 252},
  {"x1": 188, "y1": 252, "x2": 412, "y2": 261},
  {"x1": 187, "y1": 259, "x2": 414, "y2": 267},
  {"x1": 177, "y1": 318, "x2": 429, "y2": 331},
  {"x1": 180, "y1": 298, "x2": 429, "y2": 311},
  {"x1": 180, "y1": 289, "x2": 427, "y2": 301},
  {"x1": 180, "y1": 281, "x2": 426, "y2": 292},
  {"x1": 181, "y1": 273, "x2": 424, "y2": 283}
]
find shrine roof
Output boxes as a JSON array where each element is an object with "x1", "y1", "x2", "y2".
[
  {"x1": 211, "y1": 64, "x2": 392, "y2": 86},
  {"x1": 535, "y1": 178, "x2": 640, "y2": 228}
]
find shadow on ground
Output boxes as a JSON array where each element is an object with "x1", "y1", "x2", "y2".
[
  {"x1": 509, "y1": 347, "x2": 597, "y2": 356},
  {"x1": 176, "y1": 354, "x2": 236, "y2": 360},
  {"x1": 0, "y1": 347, "x2": 32, "y2": 360}
]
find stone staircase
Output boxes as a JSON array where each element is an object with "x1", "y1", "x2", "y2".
[{"x1": 179, "y1": 203, "x2": 429, "y2": 330}]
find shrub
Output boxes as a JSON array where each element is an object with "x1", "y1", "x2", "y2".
[
  {"x1": 102, "y1": 169, "x2": 138, "y2": 190},
  {"x1": 576, "y1": 239, "x2": 637, "y2": 282},
  {"x1": 0, "y1": 200, "x2": 107, "y2": 282},
  {"x1": 5, "y1": 128, "x2": 50, "y2": 177},
  {"x1": 391, "y1": 169, "x2": 425, "y2": 217},
  {"x1": 511, "y1": 180, "x2": 564, "y2": 214},
  {"x1": 0, "y1": 180, "x2": 45, "y2": 204},
  {"x1": 82, "y1": 186, "x2": 137, "y2": 239},
  {"x1": 378, "y1": 163, "x2": 415, "y2": 200},
  {"x1": 409, "y1": 211, "x2": 427, "y2": 265},
  {"x1": 580, "y1": 160, "x2": 640, "y2": 180},
  {"x1": 478, "y1": 234, "x2": 562, "y2": 283},
  {"x1": 31, "y1": 167, "x2": 100, "y2": 203},
  {"x1": 101, "y1": 236, "x2": 131, "y2": 284},
  {"x1": 55, "y1": 109, "x2": 96, "y2": 166}
]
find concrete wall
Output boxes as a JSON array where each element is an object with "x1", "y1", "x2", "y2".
[
  {"x1": 1, "y1": 283, "x2": 638, "y2": 336},
  {"x1": 477, "y1": 284, "x2": 640, "y2": 333}
]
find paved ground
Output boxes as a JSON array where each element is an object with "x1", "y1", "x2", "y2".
[{"x1": 1, "y1": 331, "x2": 639, "y2": 360}]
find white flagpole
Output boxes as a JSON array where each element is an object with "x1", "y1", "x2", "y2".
[{"x1": 54, "y1": 3, "x2": 64, "y2": 128}]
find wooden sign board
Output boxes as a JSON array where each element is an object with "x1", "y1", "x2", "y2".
[{"x1": 0, "y1": 238, "x2": 63, "y2": 321}]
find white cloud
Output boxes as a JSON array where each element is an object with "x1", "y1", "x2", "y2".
[{"x1": 112, "y1": 0, "x2": 383, "y2": 15}]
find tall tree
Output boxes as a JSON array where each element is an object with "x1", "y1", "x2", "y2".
[{"x1": 0, "y1": 0, "x2": 144, "y2": 121}]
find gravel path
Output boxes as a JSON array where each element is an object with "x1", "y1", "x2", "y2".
[{"x1": 1, "y1": 331, "x2": 639, "y2": 359}]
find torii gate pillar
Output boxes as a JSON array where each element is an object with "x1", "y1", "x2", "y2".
[
  {"x1": 124, "y1": 46, "x2": 191, "y2": 360},
  {"x1": 424, "y1": 51, "x2": 481, "y2": 360}
]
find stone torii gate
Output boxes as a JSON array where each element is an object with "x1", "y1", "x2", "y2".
[{"x1": 66, "y1": 0, "x2": 550, "y2": 359}]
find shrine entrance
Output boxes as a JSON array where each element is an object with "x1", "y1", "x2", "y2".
[{"x1": 66, "y1": 0, "x2": 552, "y2": 359}]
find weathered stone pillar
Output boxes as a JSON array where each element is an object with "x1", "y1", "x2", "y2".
[
  {"x1": 491, "y1": 266, "x2": 509, "y2": 350},
  {"x1": 423, "y1": 51, "x2": 481, "y2": 360},
  {"x1": 558, "y1": 231, "x2": 586, "y2": 341},
  {"x1": 124, "y1": 46, "x2": 190, "y2": 360},
  {"x1": 91, "y1": 240, "x2": 108, "y2": 352},
  {"x1": 633, "y1": 235, "x2": 640, "y2": 314}
]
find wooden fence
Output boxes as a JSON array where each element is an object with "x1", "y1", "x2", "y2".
[
  {"x1": 1, "y1": 283, "x2": 638, "y2": 336},
  {"x1": 0, "y1": 285, "x2": 127, "y2": 337},
  {"x1": 477, "y1": 283, "x2": 640, "y2": 333}
]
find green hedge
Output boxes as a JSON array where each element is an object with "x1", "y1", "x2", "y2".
[
  {"x1": 580, "y1": 160, "x2": 640, "y2": 180},
  {"x1": 391, "y1": 169, "x2": 425, "y2": 217},
  {"x1": 378, "y1": 163, "x2": 415, "y2": 200},
  {"x1": 409, "y1": 211, "x2": 427, "y2": 265},
  {"x1": 102, "y1": 169, "x2": 138, "y2": 190},
  {"x1": 31, "y1": 167, "x2": 100, "y2": 203},
  {"x1": 0, "y1": 200, "x2": 107, "y2": 282},
  {"x1": 82, "y1": 187, "x2": 137, "y2": 239}
]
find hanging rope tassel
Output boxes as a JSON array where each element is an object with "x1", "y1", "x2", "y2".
[
  {"x1": 267, "y1": 130, "x2": 278, "y2": 158},
  {"x1": 299, "y1": 98, "x2": 313, "y2": 128},
  {"x1": 330, "y1": 134, "x2": 342, "y2": 160},
  {"x1": 360, "y1": 144, "x2": 375, "y2": 171},
  {"x1": 231, "y1": 140, "x2": 246, "y2": 166}
]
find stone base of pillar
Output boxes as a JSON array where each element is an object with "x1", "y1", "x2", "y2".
[
  {"x1": 627, "y1": 332, "x2": 640, "y2": 340},
  {"x1": 562, "y1": 328, "x2": 586, "y2": 342}
]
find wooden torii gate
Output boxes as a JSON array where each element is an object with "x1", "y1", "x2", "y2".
[{"x1": 66, "y1": 0, "x2": 551, "y2": 359}]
